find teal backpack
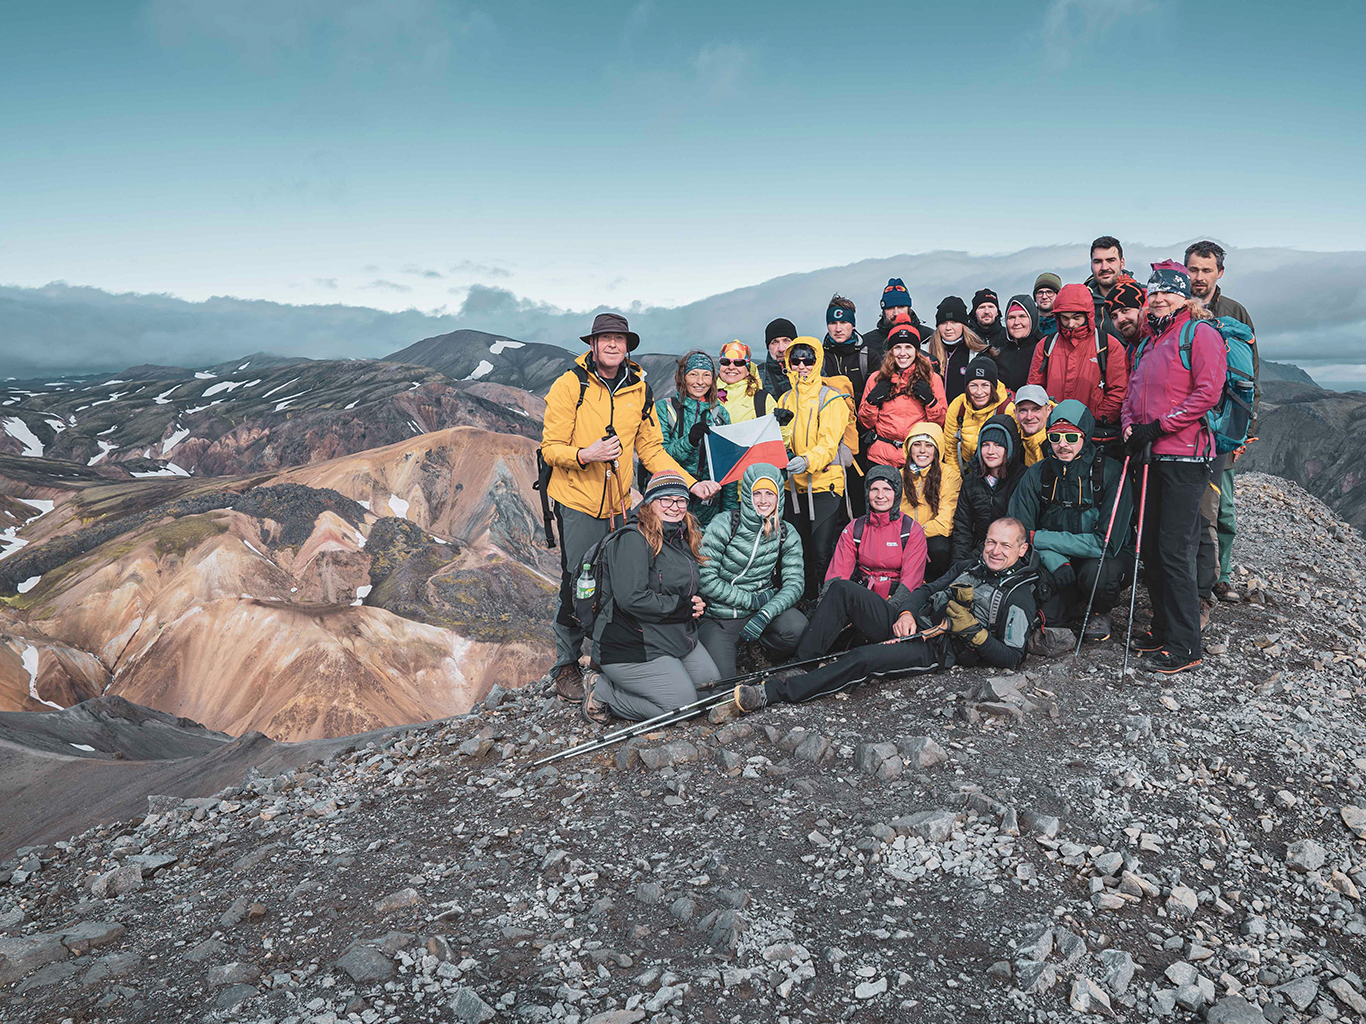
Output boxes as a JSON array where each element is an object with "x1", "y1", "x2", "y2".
[{"x1": 1138, "y1": 316, "x2": 1257, "y2": 455}]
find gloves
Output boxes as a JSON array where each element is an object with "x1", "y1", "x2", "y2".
[
  {"x1": 786, "y1": 455, "x2": 808, "y2": 475},
  {"x1": 835, "y1": 442, "x2": 856, "y2": 467},
  {"x1": 951, "y1": 584, "x2": 974, "y2": 606},
  {"x1": 688, "y1": 420, "x2": 710, "y2": 446},
  {"x1": 946, "y1": 600, "x2": 988, "y2": 647},
  {"x1": 911, "y1": 380, "x2": 935, "y2": 406},
  {"x1": 774, "y1": 408, "x2": 794, "y2": 426},
  {"x1": 741, "y1": 611, "x2": 771, "y2": 643},
  {"x1": 1051, "y1": 561, "x2": 1076, "y2": 589},
  {"x1": 1126, "y1": 419, "x2": 1162, "y2": 452},
  {"x1": 865, "y1": 379, "x2": 892, "y2": 407}
]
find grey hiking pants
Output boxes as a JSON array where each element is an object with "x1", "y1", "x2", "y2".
[
  {"x1": 553, "y1": 505, "x2": 613, "y2": 673},
  {"x1": 595, "y1": 644, "x2": 720, "y2": 722},
  {"x1": 698, "y1": 609, "x2": 808, "y2": 679}
]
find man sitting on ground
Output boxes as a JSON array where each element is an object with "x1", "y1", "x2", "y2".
[
  {"x1": 731, "y1": 518, "x2": 1038, "y2": 709},
  {"x1": 1008, "y1": 399, "x2": 1132, "y2": 643}
]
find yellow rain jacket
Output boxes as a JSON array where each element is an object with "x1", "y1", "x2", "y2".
[
  {"x1": 942, "y1": 382, "x2": 1015, "y2": 477},
  {"x1": 900, "y1": 422, "x2": 960, "y2": 538},
  {"x1": 719, "y1": 363, "x2": 772, "y2": 424},
  {"x1": 776, "y1": 339, "x2": 851, "y2": 497},
  {"x1": 542, "y1": 353, "x2": 693, "y2": 519}
]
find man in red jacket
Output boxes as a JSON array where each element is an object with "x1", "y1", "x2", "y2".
[
  {"x1": 1027, "y1": 283, "x2": 1129, "y2": 455},
  {"x1": 1121, "y1": 261, "x2": 1226, "y2": 675}
]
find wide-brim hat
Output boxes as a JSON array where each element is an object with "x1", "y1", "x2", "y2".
[{"x1": 581, "y1": 312, "x2": 641, "y2": 351}]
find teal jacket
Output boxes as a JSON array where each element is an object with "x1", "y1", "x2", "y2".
[
  {"x1": 1008, "y1": 399, "x2": 1133, "y2": 573},
  {"x1": 698, "y1": 463, "x2": 804, "y2": 623},
  {"x1": 656, "y1": 394, "x2": 738, "y2": 526}
]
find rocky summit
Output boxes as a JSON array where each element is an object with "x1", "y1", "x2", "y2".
[{"x1": 1, "y1": 472, "x2": 1364, "y2": 1023}]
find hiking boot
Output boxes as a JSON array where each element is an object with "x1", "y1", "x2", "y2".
[
  {"x1": 733, "y1": 684, "x2": 768, "y2": 714},
  {"x1": 1213, "y1": 581, "x2": 1242, "y2": 603},
  {"x1": 1200, "y1": 598, "x2": 1215, "y2": 631},
  {"x1": 1027, "y1": 626, "x2": 1076, "y2": 658},
  {"x1": 580, "y1": 670, "x2": 612, "y2": 724},
  {"x1": 553, "y1": 663, "x2": 584, "y2": 702},
  {"x1": 1082, "y1": 612, "x2": 1112, "y2": 643},
  {"x1": 1139, "y1": 650, "x2": 1202, "y2": 675},
  {"x1": 1128, "y1": 631, "x2": 1166, "y2": 654}
]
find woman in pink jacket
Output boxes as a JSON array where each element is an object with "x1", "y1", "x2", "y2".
[
  {"x1": 794, "y1": 465, "x2": 929, "y2": 657},
  {"x1": 1122, "y1": 260, "x2": 1226, "y2": 676}
]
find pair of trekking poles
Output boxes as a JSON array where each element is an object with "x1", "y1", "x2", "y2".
[{"x1": 1072, "y1": 446, "x2": 1152, "y2": 680}]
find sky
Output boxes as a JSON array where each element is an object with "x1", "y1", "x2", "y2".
[{"x1": 2, "y1": 0, "x2": 1364, "y2": 319}]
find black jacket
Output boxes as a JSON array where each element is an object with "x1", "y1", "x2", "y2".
[
  {"x1": 822, "y1": 331, "x2": 880, "y2": 404},
  {"x1": 907, "y1": 556, "x2": 1038, "y2": 669},
  {"x1": 972, "y1": 317, "x2": 1008, "y2": 351},
  {"x1": 991, "y1": 294, "x2": 1041, "y2": 393},
  {"x1": 938, "y1": 340, "x2": 976, "y2": 404},
  {"x1": 951, "y1": 415, "x2": 1027, "y2": 562}
]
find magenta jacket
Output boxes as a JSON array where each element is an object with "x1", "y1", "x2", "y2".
[
  {"x1": 824, "y1": 510, "x2": 928, "y2": 603},
  {"x1": 1122, "y1": 310, "x2": 1226, "y2": 459}
]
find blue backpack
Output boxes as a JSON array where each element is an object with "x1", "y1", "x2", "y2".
[{"x1": 1137, "y1": 316, "x2": 1256, "y2": 455}]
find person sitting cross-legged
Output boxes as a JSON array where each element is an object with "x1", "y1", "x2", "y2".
[
  {"x1": 731, "y1": 518, "x2": 1039, "y2": 709},
  {"x1": 1008, "y1": 399, "x2": 1132, "y2": 643}
]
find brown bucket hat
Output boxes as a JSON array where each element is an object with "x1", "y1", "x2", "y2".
[{"x1": 580, "y1": 312, "x2": 641, "y2": 351}]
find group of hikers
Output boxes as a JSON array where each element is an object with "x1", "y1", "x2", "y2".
[{"x1": 537, "y1": 238, "x2": 1259, "y2": 725}]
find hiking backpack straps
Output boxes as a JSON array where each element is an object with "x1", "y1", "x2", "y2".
[
  {"x1": 572, "y1": 527, "x2": 637, "y2": 631},
  {"x1": 754, "y1": 391, "x2": 768, "y2": 417},
  {"x1": 1038, "y1": 329, "x2": 1110, "y2": 394},
  {"x1": 1176, "y1": 317, "x2": 1257, "y2": 454},
  {"x1": 1039, "y1": 449, "x2": 1108, "y2": 514},
  {"x1": 850, "y1": 513, "x2": 915, "y2": 588}
]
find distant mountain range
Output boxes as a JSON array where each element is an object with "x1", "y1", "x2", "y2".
[{"x1": 4, "y1": 241, "x2": 1363, "y2": 387}]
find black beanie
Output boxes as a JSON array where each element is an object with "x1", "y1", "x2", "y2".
[
  {"x1": 966, "y1": 354, "x2": 999, "y2": 390},
  {"x1": 936, "y1": 296, "x2": 970, "y2": 327},
  {"x1": 971, "y1": 288, "x2": 999, "y2": 315},
  {"x1": 765, "y1": 317, "x2": 797, "y2": 344}
]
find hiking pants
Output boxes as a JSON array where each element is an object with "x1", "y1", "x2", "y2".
[
  {"x1": 1196, "y1": 454, "x2": 1229, "y2": 600},
  {"x1": 553, "y1": 505, "x2": 612, "y2": 673},
  {"x1": 1041, "y1": 555, "x2": 1128, "y2": 623},
  {"x1": 925, "y1": 534, "x2": 952, "y2": 584},
  {"x1": 1217, "y1": 463, "x2": 1237, "y2": 584},
  {"x1": 595, "y1": 644, "x2": 720, "y2": 722},
  {"x1": 786, "y1": 491, "x2": 848, "y2": 601},
  {"x1": 767, "y1": 637, "x2": 939, "y2": 705},
  {"x1": 1140, "y1": 460, "x2": 1210, "y2": 661},
  {"x1": 698, "y1": 609, "x2": 808, "y2": 679},
  {"x1": 796, "y1": 579, "x2": 898, "y2": 659}
]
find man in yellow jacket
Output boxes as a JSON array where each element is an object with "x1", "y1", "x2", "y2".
[{"x1": 541, "y1": 313, "x2": 719, "y2": 700}]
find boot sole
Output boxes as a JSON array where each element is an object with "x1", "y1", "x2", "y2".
[{"x1": 1148, "y1": 658, "x2": 1202, "y2": 675}]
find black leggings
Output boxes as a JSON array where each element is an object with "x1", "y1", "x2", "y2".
[
  {"x1": 796, "y1": 579, "x2": 898, "y2": 659},
  {"x1": 786, "y1": 490, "x2": 849, "y2": 600},
  {"x1": 767, "y1": 637, "x2": 940, "y2": 704}
]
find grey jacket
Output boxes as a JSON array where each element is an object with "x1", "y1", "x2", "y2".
[{"x1": 592, "y1": 521, "x2": 701, "y2": 665}]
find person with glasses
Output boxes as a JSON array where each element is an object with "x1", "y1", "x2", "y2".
[
  {"x1": 716, "y1": 340, "x2": 773, "y2": 424},
  {"x1": 654, "y1": 351, "x2": 737, "y2": 527},
  {"x1": 776, "y1": 338, "x2": 852, "y2": 599},
  {"x1": 581, "y1": 470, "x2": 721, "y2": 724},
  {"x1": 1008, "y1": 399, "x2": 1133, "y2": 646}
]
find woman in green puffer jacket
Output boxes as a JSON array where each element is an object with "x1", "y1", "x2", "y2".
[
  {"x1": 656, "y1": 351, "x2": 739, "y2": 527},
  {"x1": 697, "y1": 463, "x2": 808, "y2": 677}
]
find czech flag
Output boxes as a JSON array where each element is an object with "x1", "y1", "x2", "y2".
[{"x1": 704, "y1": 414, "x2": 788, "y2": 486}]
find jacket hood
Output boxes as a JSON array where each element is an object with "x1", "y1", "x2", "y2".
[
  {"x1": 975, "y1": 413, "x2": 1025, "y2": 472},
  {"x1": 1004, "y1": 294, "x2": 1041, "y2": 345},
  {"x1": 1048, "y1": 398, "x2": 1096, "y2": 440},
  {"x1": 740, "y1": 462, "x2": 783, "y2": 525},
  {"x1": 903, "y1": 421, "x2": 945, "y2": 462},
  {"x1": 864, "y1": 463, "x2": 904, "y2": 514},
  {"x1": 1054, "y1": 283, "x2": 1096, "y2": 322},
  {"x1": 784, "y1": 336, "x2": 826, "y2": 390}
]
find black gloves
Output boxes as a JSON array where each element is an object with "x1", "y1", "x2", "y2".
[
  {"x1": 911, "y1": 380, "x2": 935, "y2": 406},
  {"x1": 688, "y1": 420, "x2": 710, "y2": 446},
  {"x1": 1126, "y1": 420, "x2": 1162, "y2": 452},
  {"x1": 865, "y1": 380, "x2": 892, "y2": 407},
  {"x1": 1051, "y1": 561, "x2": 1076, "y2": 589},
  {"x1": 774, "y1": 408, "x2": 794, "y2": 426}
]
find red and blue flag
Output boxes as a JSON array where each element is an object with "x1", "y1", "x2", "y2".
[{"x1": 704, "y1": 415, "x2": 788, "y2": 486}]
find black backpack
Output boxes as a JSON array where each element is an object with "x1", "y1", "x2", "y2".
[
  {"x1": 534, "y1": 364, "x2": 655, "y2": 548},
  {"x1": 571, "y1": 526, "x2": 638, "y2": 631}
]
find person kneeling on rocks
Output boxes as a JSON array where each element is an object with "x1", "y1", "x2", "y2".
[
  {"x1": 1008, "y1": 399, "x2": 1132, "y2": 643},
  {"x1": 731, "y1": 518, "x2": 1038, "y2": 709},
  {"x1": 581, "y1": 470, "x2": 720, "y2": 723},
  {"x1": 697, "y1": 464, "x2": 808, "y2": 678}
]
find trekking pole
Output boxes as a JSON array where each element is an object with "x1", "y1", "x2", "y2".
[
  {"x1": 1075, "y1": 454, "x2": 1132, "y2": 656},
  {"x1": 1120, "y1": 448, "x2": 1152, "y2": 681}
]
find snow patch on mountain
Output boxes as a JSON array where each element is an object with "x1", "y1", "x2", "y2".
[
  {"x1": 462, "y1": 360, "x2": 494, "y2": 381},
  {"x1": 489, "y1": 339, "x2": 525, "y2": 355},
  {"x1": 2, "y1": 417, "x2": 44, "y2": 456}
]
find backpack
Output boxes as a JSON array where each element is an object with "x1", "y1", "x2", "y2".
[
  {"x1": 1037, "y1": 327, "x2": 1112, "y2": 395},
  {"x1": 850, "y1": 513, "x2": 917, "y2": 589},
  {"x1": 1182, "y1": 317, "x2": 1257, "y2": 454},
  {"x1": 571, "y1": 526, "x2": 638, "y2": 631},
  {"x1": 725, "y1": 509, "x2": 788, "y2": 590},
  {"x1": 534, "y1": 364, "x2": 655, "y2": 548}
]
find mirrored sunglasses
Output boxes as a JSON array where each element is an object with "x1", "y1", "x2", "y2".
[{"x1": 1046, "y1": 431, "x2": 1083, "y2": 444}]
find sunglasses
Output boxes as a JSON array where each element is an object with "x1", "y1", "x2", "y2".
[
  {"x1": 1046, "y1": 431, "x2": 1083, "y2": 444},
  {"x1": 789, "y1": 355, "x2": 817, "y2": 366},
  {"x1": 718, "y1": 358, "x2": 748, "y2": 367}
]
